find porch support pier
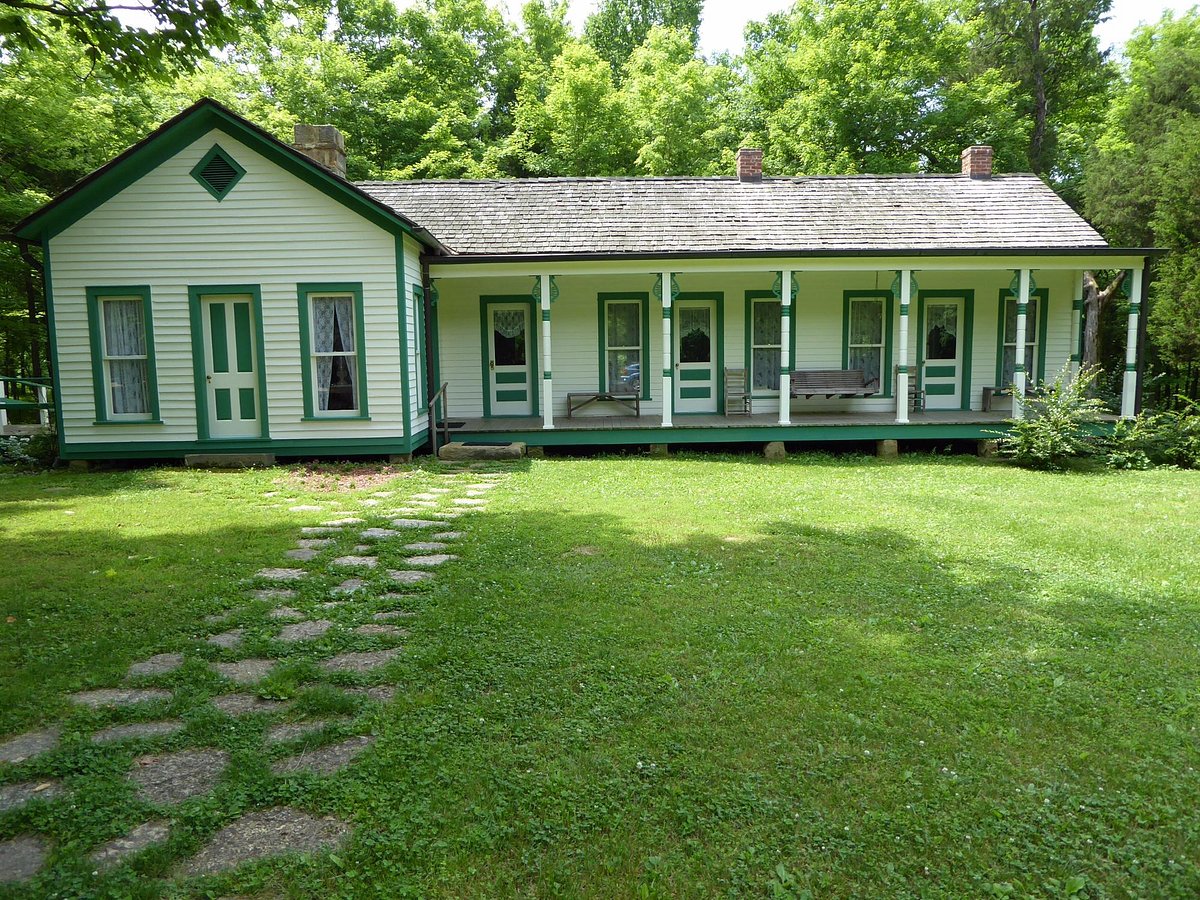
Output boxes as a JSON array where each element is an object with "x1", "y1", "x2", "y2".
[
  {"x1": 1013, "y1": 268, "x2": 1031, "y2": 420},
  {"x1": 895, "y1": 268, "x2": 912, "y2": 424},
  {"x1": 660, "y1": 270, "x2": 673, "y2": 428},
  {"x1": 1069, "y1": 272, "x2": 1084, "y2": 382},
  {"x1": 1121, "y1": 266, "x2": 1143, "y2": 419},
  {"x1": 779, "y1": 268, "x2": 792, "y2": 426},
  {"x1": 540, "y1": 273, "x2": 554, "y2": 430}
]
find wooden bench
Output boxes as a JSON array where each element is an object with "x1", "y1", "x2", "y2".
[
  {"x1": 566, "y1": 391, "x2": 641, "y2": 418},
  {"x1": 789, "y1": 369, "x2": 879, "y2": 399}
]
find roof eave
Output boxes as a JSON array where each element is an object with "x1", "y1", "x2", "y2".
[{"x1": 429, "y1": 246, "x2": 1161, "y2": 264}]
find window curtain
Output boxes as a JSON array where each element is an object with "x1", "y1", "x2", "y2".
[
  {"x1": 493, "y1": 309, "x2": 526, "y2": 338},
  {"x1": 752, "y1": 301, "x2": 781, "y2": 390},
  {"x1": 102, "y1": 299, "x2": 148, "y2": 414},
  {"x1": 312, "y1": 296, "x2": 356, "y2": 411}
]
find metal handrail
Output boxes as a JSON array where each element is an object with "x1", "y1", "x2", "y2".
[
  {"x1": 0, "y1": 376, "x2": 53, "y2": 427},
  {"x1": 427, "y1": 382, "x2": 450, "y2": 456}
]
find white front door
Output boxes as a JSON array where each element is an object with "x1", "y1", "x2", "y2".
[
  {"x1": 199, "y1": 294, "x2": 261, "y2": 438},
  {"x1": 922, "y1": 298, "x2": 963, "y2": 409},
  {"x1": 485, "y1": 302, "x2": 534, "y2": 416},
  {"x1": 674, "y1": 299, "x2": 718, "y2": 414}
]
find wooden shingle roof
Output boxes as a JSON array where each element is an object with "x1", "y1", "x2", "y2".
[{"x1": 357, "y1": 174, "x2": 1109, "y2": 258}]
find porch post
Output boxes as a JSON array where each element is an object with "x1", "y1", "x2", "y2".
[
  {"x1": 1121, "y1": 265, "x2": 1143, "y2": 419},
  {"x1": 540, "y1": 274, "x2": 554, "y2": 430},
  {"x1": 1069, "y1": 272, "x2": 1084, "y2": 383},
  {"x1": 1013, "y1": 268, "x2": 1031, "y2": 420},
  {"x1": 778, "y1": 268, "x2": 792, "y2": 425},
  {"x1": 660, "y1": 271, "x2": 673, "y2": 428},
  {"x1": 895, "y1": 269, "x2": 911, "y2": 424}
]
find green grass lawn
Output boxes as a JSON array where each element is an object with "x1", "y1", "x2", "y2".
[{"x1": 1, "y1": 455, "x2": 1199, "y2": 898}]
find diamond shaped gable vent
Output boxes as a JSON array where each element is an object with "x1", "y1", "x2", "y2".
[{"x1": 190, "y1": 145, "x2": 246, "y2": 200}]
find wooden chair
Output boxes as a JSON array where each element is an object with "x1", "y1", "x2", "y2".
[{"x1": 724, "y1": 368, "x2": 752, "y2": 415}]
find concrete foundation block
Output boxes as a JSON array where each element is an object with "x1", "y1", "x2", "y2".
[
  {"x1": 437, "y1": 441, "x2": 525, "y2": 461},
  {"x1": 976, "y1": 439, "x2": 999, "y2": 458},
  {"x1": 184, "y1": 453, "x2": 275, "y2": 469},
  {"x1": 67, "y1": 459, "x2": 91, "y2": 472},
  {"x1": 875, "y1": 439, "x2": 899, "y2": 459},
  {"x1": 526, "y1": 447, "x2": 546, "y2": 459},
  {"x1": 387, "y1": 453, "x2": 413, "y2": 464},
  {"x1": 763, "y1": 441, "x2": 787, "y2": 460},
  {"x1": 649, "y1": 444, "x2": 670, "y2": 458}
]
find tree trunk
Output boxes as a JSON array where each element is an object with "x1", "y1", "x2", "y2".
[
  {"x1": 1082, "y1": 269, "x2": 1127, "y2": 368},
  {"x1": 1029, "y1": 0, "x2": 1048, "y2": 174},
  {"x1": 18, "y1": 244, "x2": 45, "y2": 380}
]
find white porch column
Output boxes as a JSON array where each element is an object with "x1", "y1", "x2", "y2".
[
  {"x1": 1013, "y1": 268, "x2": 1031, "y2": 420},
  {"x1": 660, "y1": 271, "x2": 673, "y2": 428},
  {"x1": 779, "y1": 268, "x2": 792, "y2": 425},
  {"x1": 1121, "y1": 266, "x2": 1144, "y2": 419},
  {"x1": 1068, "y1": 272, "x2": 1084, "y2": 383},
  {"x1": 895, "y1": 269, "x2": 911, "y2": 424},
  {"x1": 540, "y1": 274, "x2": 554, "y2": 430}
]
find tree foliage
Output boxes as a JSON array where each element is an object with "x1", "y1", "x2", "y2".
[{"x1": 583, "y1": 0, "x2": 702, "y2": 76}]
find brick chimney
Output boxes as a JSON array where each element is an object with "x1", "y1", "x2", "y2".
[
  {"x1": 737, "y1": 147, "x2": 763, "y2": 183},
  {"x1": 293, "y1": 124, "x2": 347, "y2": 178},
  {"x1": 961, "y1": 144, "x2": 994, "y2": 179}
]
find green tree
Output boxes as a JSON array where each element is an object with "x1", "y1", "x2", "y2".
[
  {"x1": 584, "y1": 0, "x2": 703, "y2": 77},
  {"x1": 544, "y1": 42, "x2": 638, "y2": 175}
]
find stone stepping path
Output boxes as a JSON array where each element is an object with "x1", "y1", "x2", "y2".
[
  {"x1": 92, "y1": 720, "x2": 183, "y2": 745},
  {"x1": 265, "y1": 718, "x2": 349, "y2": 745},
  {"x1": 277, "y1": 621, "x2": 333, "y2": 643},
  {"x1": 0, "y1": 727, "x2": 59, "y2": 764},
  {"x1": 345, "y1": 684, "x2": 398, "y2": 702},
  {"x1": 300, "y1": 526, "x2": 340, "y2": 535},
  {"x1": 406, "y1": 554, "x2": 456, "y2": 567},
  {"x1": 388, "y1": 569, "x2": 433, "y2": 584},
  {"x1": 0, "y1": 835, "x2": 49, "y2": 885},
  {"x1": 254, "y1": 588, "x2": 297, "y2": 602},
  {"x1": 71, "y1": 688, "x2": 171, "y2": 708},
  {"x1": 128, "y1": 653, "x2": 184, "y2": 678},
  {"x1": 332, "y1": 578, "x2": 366, "y2": 594},
  {"x1": 206, "y1": 629, "x2": 243, "y2": 650},
  {"x1": 320, "y1": 649, "x2": 400, "y2": 673},
  {"x1": 0, "y1": 779, "x2": 64, "y2": 813},
  {"x1": 353, "y1": 624, "x2": 406, "y2": 638},
  {"x1": 271, "y1": 735, "x2": 374, "y2": 776},
  {"x1": 404, "y1": 541, "x2": 448, "y2": 552},
  {"x1": 296, "y1": 538, "x2": 334, "y2": 550},
  {"x1": 212, "y1": 693, "x2": 289, "y2": 716},
  {"x1": 268, "y1": 606, "x2": 304, "y2": 620},
  {"x1": 89, "y1": 820, "x2": 169, "y2": 871},
  {"x1": 177, "y1": 807, "x2": 352, "y2": 877},
  {"x1": 360, "y1": 527, "x2": 399, "y2": 540},
  {"x1": 212, "y1": 659, "x2": 275, "y2": 685},
  {"x1": 286, "y1": 548, "x2": 319, "y2": 562},
  {"x1": 255, "y1": 567, "x2": 307, "y2": 582},
  {"x1": 389, "y1": 518, "x2": 439, "y2": 529},
  {"x1": 127, "y1": 749, "x2": 229, "y2": 805},
  {"x1": 409, "y1": 493, "x2": 440, "y2": 500},
  {"x1": 289, "y1": 504, "x2": 321, "y2": 512},
  {"x1": 372, "y1": 610, "x2": 416, "y2": 622},
  {"x1": 322, "y1": 517, "x2": 363, "y2": 527},
  {"x1": 331, "y1": 555, "x2": 377, "y2": 568},
  {"x1": 433, "y1": 531, "x2": 463, "y2": 541}
]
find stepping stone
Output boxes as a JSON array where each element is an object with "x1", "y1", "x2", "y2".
[
  {"x1": 300, "y1": 527, "x2": 340, "y2": 535},
  {"x1": 389, "y1": 518, "x2": 439, "y2": 529},
  {"x1": 372, "y1": 610, "x2": 417, "y2": 621},
  {"x1": 253, "y1": 588, "x2": 297, "y2": 602},
  {"x1": 345, "y1": 684, "x2": 398, "y2": 702},
  {"x1": 89, "y1": 820, "x2": 170, "y2": 871},
  {"x1": 353, "y1": 624, "x2": 407, "y2": 638},
  {"x1": 0, "y1": 728, "x2": 59, "y2": 764},
  {"x1": 128, "y1": 653, "x2": 184, "y2": 678},
  {"x1": 321, "y1": 649, "x2": 401, "y2": 673},
  {"x1": 285, "y1": 548, "x2": 318, "y2": 562},
  {"x1": 212, "y1": 693, "x2": 289, "y2": 717},
  {"x1": 466, "y1": 483, "x2": 497, "y2": 491},
  {"x1": 212, "y1": 659, "x2": 275, "y2": 685},
  {"x1": 428, "y1": 487, "x2": 451, "y2": 494},
  {"x1": 207, "y1": 629, "x2": 244, "y2": 650},
  {"x1": 360, "y1": 528, "x2": 400, "y2": 540},
  {"x1": 332, "y1": 578, "x2": 365, "y2": 594},
  {"x1": 71, "y1": 688, "x2": 171, "y2": 709},
  {"x1": 0, "y1": 835, "x2": 49, "y2": 885},
  {"x1": 390, "y1": 507, "x2": 420, "y2": 515},
  {"x1": 432, "y1": 531, "x2": 463, "y2": 541},
  {"x1": 388, "y1": 570, "x2": 432, "y2": 585},
  {"x1": 432, "y1": 511, "x2": 463, "y2": 519},
  {"x1": 372, "y1": 491, "x2": 394, "y2": 497},
  {"x1": 268, "y1": 607, "x2": 304, "y2": 620},
  {"x1": 271, "y1": 735, "x2": 375, "y2": 776},
  {"x1": 127, "y1": 748, "x2": 229, "y2": 805},
  {"x1": 407, "y1": 554, "x2": 456, "y2": 567},
  {"x1": 265, "y1": 718, "x2": 349, "y2": 745},
  {"x1": 0, "y1": 780, "x2": 64, "y2": 813},
  {"x1": 289, "y1": 505, "x2": 321, "y2": 512},
  {"x1": 296, "y1": 539, "x2": 334, "y2": 550},
  {"x1": 177, "y1": 807, "x2": 352, "y2": 877},
  {"x1": 202, "y1": 613, "x2": 228, "y2": 625},
  {"x1": 409, "y1": 500, "x2": 437, "y2": 508},
  {"x1": 404, "y1": 541, "x2": 448, "y2": 552},
  {"x1": 277, "y1": 621, "x2": 333, "y2": 643},
  {"x1": 318, "y1": 601, "x2": 346, "y2": 611},
  {"x1": 410, "y1": 492, "x2": 440, "y2": 500},
  {"x1": 352, "y1": 544, "x2": 371, "y2": 553},
  {"x1": 92, "y1": 720, "x2": 184, "y2": 745},
  {"x1": 256, "y1": 567, "x2": 306, "y2": 582},
  {"x1": 331, "y1": 555, "x2": 377, "y2": 569},
  {"x1": 359, "y1": 498, "x2": 380, "y2": 507},
  {"x1": 452, "y1": 498, "x2": 487, "y2": 506},
  {"x1": 322, "y1": 517, "x2": 363, "y2": 526}
]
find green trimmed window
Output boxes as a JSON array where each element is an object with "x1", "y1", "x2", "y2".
[
  {"x1": 85, "y1": 287, "x2": 159, "y2": 423},
  {"x1": 749, "y1": 297, "x2": 782, "y2": 392},
  {"x1": 843, "y1": 292, "x2": 892, "y2": 394},
  {"x1": 598, "y1": 293, "x2": 650, "y2": 399},
  {"x1": 412, "y1": 286, "x2": 427, "y2": 408},
  {"x1": 298, "y1": 283, "x2": 369, "y2": 419},
  {"x1": 190, "y1": 144, "x2": 246, "y2": 201},
  {"x1": 998, "y1": 289, "x2": 1048, "y2": 387}
]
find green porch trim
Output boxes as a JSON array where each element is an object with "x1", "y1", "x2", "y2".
[
  {"x1": 842, "y1": 290, "x2": 895, "y2": 398},
  {"x1": 16, "y1": 99, "x2": 434, "y2": 247},
  {"x1": 661, "y1": 369, "x2": 672, "y2": 378},
  {"x1": 41, "y1": 239, "x2": 67, "y2": 457},
  {"x1": 1125, "y1": 362, "x2": 1138, "y2": 372},
  {"x1": 479, "y1": 295, "x2": 539, "y2": 419},
  {"x1": 917, "y1": 289, "x2": 974, "y2": 411},
  {"x1": 495, "y1": 371, "x2": 527, "y2": 384},
  {"x1": 187, "y1": 284, "x2": 270, "y2": 441},
  {"x1": 541, "y1": 308, "x2": 551, "y2": 322},
  {"x1": 412, "y1": 283, "x2": 428, "y2": 411},
  {"x1": 58, "y1": 435, "x2": 414, "y2": 460},
  {"x1": 994, "y1": 287, "x2": 1049, "y2": 389},
  {"x1": 84, "y1": 284, "x2": 161, "y2": 424},
  {"x1": 188, "y1": 143, "x2": 246, "y2": 201},
  {"x1": 744, "y1": 290, "x2": 787, "y2": 399},
  {"x1": 420, "y1": 282, "x2": 443, "y2": 426},
  {"x1": 597, "y1": 292, "x2": 651, "y2": 400},
  {"x1": 395, "y1": 237, "x2": 412, "y2": 445},
  {"x1": 296, "y1": 282, "x2": 370, "y2": 421},
  {"x1": 543, "y1": 371, "x2": 552, "y2": 379},
  {"x1": 673, "y1": 292, "x2": 724, "y2": 416},
  {"x1": 925, "y1": 365, "x2": 955, "y2": 378}
]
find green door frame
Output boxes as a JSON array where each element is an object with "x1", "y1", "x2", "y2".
[
  {"x1": 188, "y1": 284, "x2": 270, "y2": 441},
  {"x1": 916, "y1": 289, "x2": 974, "y2": 411},
  {"x1": 672, "y1": 291, "x2": 724, "y2": 416},
  {"x1": 479, "y1": 294, "x2": 540, "y2": 419}
]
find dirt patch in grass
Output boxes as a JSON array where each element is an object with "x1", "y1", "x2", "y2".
[{"x1": 276, "y1": 463, "x2": 411, "y2": 493}]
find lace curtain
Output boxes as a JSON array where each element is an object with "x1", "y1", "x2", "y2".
[
  {"x1": 493, "y1": 309, "x2": 526, "y2": 339},
  {"x1": 102, "y1": 299, "x2": 148, "y2": 414},
  {"x1": 312, "y1": 296, "x2": 356, "y2": 411}
]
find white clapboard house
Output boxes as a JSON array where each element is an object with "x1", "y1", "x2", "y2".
[{"x1": 14, "y1": 99, "x2": 1151, "y2": 461}]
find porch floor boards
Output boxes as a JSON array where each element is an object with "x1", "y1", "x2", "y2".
[{"x1": 449, "y1": 410, "x2": 1012, "y2": 433}]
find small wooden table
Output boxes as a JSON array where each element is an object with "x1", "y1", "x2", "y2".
[{"x1": 566, "y1": 391, "x2": 641, "y2": 418}]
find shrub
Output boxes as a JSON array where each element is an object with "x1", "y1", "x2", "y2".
[
  {"x1": 0, "y1": 426, "x2": 58, "y2": 470},
  {"x1": 996, "y1": 366, "x2": 1108, "y2": 471},
  {"x1": 0, "y1": 435, "x2": 37, "y2": 468},
  {"x1": 1106, "y1": 400, "x2": 1200, "y2": 469}
]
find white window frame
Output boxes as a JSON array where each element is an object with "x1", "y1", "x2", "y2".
[
  {"x1": 847, "y1": 296, "x2": 885, "y2": 388},
  {"x1": 750, "y1": 297, "x2": 782, "y2": 394},
  {"x1": 308, "y1": 291, "x2": 360, "y2": 416},
  {"x1": 603, "y1": 298, "x2": 643, "y2": 395},
  {"x1": 100, "y1": 296, "x2": 150, "y2": 421}
]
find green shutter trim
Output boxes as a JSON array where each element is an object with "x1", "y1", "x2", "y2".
[
  {"x1": 925, "y1": 365, "x2": 956, "y2": 378},
  {"x1": 496, "y1": 372, "x2": 527, "y2": 384},
  {"x1": 916, "y1": 290, "x2": 974, "y2": 410},
  {"x1": 84, "y1": 285, "x2": 161, "y2": 424},
  {"x1": 233, "y1": 302, "x2": 253, "y2": 372},
  {"x1": 187, "y1": 284, "x2": 269, "y2": 441},
  {"x1": 678, "y1": 369, "x2": 710, "y2": 381},
  {"x1": 238, "y1": 387, "x2": 256, "y2": 420},
  {"x1": 41, "y1": 239, "x2": 67, "y2": 456},
  {"x1": 842, "y1": 290, "x2": 895, "y2": 399},
  {"x1": 925, "y1": 384, "x2": 955, "y2": 396},
  {"x1": 479, "y1": 295, "x2": 539, "y2": 419},
  {"x1": 208, "y1": 302, "x2": 229, "y2": 373},
  {"x1": 214, "y1": 388, "x2": 232, "y2": 420},
  {"x1": 994, "y1": 288, "x2": 1048, "y2": 389},
  {"x1": 188, "y1": 143, "x2": 246, "y2": 201},
  {"x1": 673, "y1": 292, "x2": 724, "y2": 417},
  {"x1": 496, "y1": 389, "x2": 527, "y2": 402},
  {"x1": 680, "y1": 387, "x2": 711, "y2": 399},
  {"x1": 597, "y1": 292, "x2": 651, "y2": 400},
  {"x1": 297, "y1": 282, "x2": 369, "y2": 421}
]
